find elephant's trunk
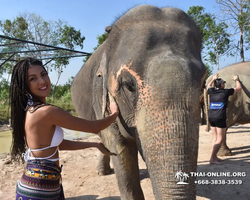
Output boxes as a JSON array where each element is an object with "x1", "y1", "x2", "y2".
[
  {"x1": 131, "y1": 56, "x2": 203, "y2": 199},
  {"x1": 136, "y1": 98, "x2": 199, "y2": 199}
]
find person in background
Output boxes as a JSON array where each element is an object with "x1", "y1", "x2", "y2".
[
  {"x1": 206, "y1": 74, "x2": 241, "y2": 165},
  {"x1": 10, "y1": 57, "x2": 118, "y2": 200}
]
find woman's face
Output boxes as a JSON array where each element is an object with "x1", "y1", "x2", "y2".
[{"x1": 27, "y1": 65, "x2": 51, "y2": 103}]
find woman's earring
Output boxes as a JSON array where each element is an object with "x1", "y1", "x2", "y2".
[{"x1": 24, "y1": 93, "x2": 34, "y2": 111}]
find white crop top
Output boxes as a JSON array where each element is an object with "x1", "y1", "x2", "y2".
[{"x1": 23, "y1": 126, "x2": 64, "y2": 162}]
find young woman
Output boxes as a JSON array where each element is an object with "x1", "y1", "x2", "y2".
[
  {"x1": 10, "y1": 57, "x2": 118, "y2": 200},
  {"x1": 206, "y1": 74, "x2": 241, "y2": 165}
]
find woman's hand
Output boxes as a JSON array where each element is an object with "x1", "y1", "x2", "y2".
[
  {"x1": 110, "y1": 101, "x2": 118, "y2": 116},
  {"x1": 109, "y1": 94, "x2": 119, "y2": 116},
  {"x1": 97, "y1": 142, "x2": 117, "y2": 156}
]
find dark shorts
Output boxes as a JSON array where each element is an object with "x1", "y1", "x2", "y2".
[{"x1": 209, "y1": 117, "x2": 226, "y2": 128}]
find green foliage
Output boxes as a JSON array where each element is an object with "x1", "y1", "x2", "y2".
[
  {"x1": 187, "y1": 6, "x2": 230, "y2": 69},
  {"x1": 93, "y1": 33, "x2": 107, "y2": 51},
  {"x1": 0, "y1": 79, "x2": 11, "y2": 122},
  {"x1": 46, "y1": 84, "x2": 76, "y2": 115},
  {"x1": 0, "y1": 97, "x2": 76, "y2": 123},
  {"x1": 59, "y1": 24, "x2": 85, "y2": 49},
  {"x1": 0, "y1": 12, "x2": 85, "y2": 95},
  {"x1": 0, "y1": 76, "x2": 76, "y2": 122},
  {"x1": 0, "y1": 78, "x2": 10, "y2": 102},
  {"x1": 243, "y1": 1, "x2": 250, "y2": 50},
  {"x1": 204, "y1": 63, "x2": 213, "y2": 79},
  {"x1": 50, "y1": 84, "x2": 70, "y2": 99},
  {"x1": 47, "y1": 97, "x2": 75, "y2": 112},
  {"x1": 0, "y1": 16, "x2": 28, "y2": 75},
  {"x1": 216, "y1": 0, "x2": 250, "y2": 62},
  {"x1": 0, "y1": 104, "x2": 11, "y2": 123},
  {"x1": 1, "y1": 17, "x2": 28, "y2": 39},
  {"x1": 187, "y1": 6, "x2": 209, "y2": 39}
]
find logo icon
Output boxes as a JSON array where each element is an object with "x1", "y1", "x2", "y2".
[
  {"x1": 210, "y1": 102, "x2": 224, "y2": 109},
  {"x1": 175, "y1": 170, "x2": 189, "y2": 184}
]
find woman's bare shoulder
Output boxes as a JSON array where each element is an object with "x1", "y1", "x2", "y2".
[
  {"x1": 28, "y1": 104, "x2": 65, "y2": 118},
  {"x1": 38, "y1": 104, "x2": 63, "y2": 112}
]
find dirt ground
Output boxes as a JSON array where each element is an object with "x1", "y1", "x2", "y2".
[{"x1": 0, "y1": 124, "x2": 249, "y2": 200}]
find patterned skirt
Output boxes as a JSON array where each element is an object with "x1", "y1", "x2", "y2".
[{"x1": 16, "y1": 159, "x2": 65, "y2": 200}]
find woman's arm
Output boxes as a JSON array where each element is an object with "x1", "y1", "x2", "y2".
[
  {"x1": 59, "y1": 139, "x2": 116, "y2": 156},
  {"x1": 43, "y1": 101, "x2": 118, "y2": 134}
]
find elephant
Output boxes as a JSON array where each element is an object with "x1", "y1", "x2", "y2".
[
  {"x1": 204, "y1": 62, "x2": 250, "y2": 156},
  {"x1": 71, "y1": 5, "x2": 206, "y2": 200}
]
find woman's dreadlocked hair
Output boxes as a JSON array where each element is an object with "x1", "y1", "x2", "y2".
[{"x1": 10, "y1": 57, "x2": 46, "y2": 162}]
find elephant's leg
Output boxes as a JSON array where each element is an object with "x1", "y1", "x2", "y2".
[
  {"x1": 96, "y1": 154, "x2": 111, "y2": 175},
  {"x1": 112, "y1": 141, "x2": 145, "y2": 200},
  {"x1": 217, "y1": 133, "x2": 232, "y2": 156}
]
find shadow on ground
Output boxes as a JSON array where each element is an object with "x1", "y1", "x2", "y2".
[
  {"x1": 196, "y1": 155, "x2": 250, "y2": 200},
  {"x1": 227, "y1": 125, "x2": 250, "y2": 134},
  {"x1": 230, "y1": 145, "x2": 250, "y2": 155},
  {"x1": 66, "y1": 196, "x2": 120, "y2": 200}
]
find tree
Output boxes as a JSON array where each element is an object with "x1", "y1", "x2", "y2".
[
  {"x1": 187, "y1": 6, "x2": 230, "y2": 71},
  {"x1": 58, "y1": 24, "x2": 84, "y2": 49},
  {"x1": 0, "y1": 78, "x2": 10, "y2": 102},
  {"x1": 0, "y1": 17, "x2": 28, "y2": 39},
  {"x1": 205, "y1": 63, "x2": 213, "y2": 79},
  {"x1": 0, "y1": 12, "x2": 85, "y2": 98},
  {"x1": 0, "y1": 17, "x2": 28, "y2": 76},
  {"x1": 216, "y1": 0, "x2": 250, "y2": 62}
]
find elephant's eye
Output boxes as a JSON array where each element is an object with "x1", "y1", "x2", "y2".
[
  {"x1": 123, "y1": 82, "x2": 135, "y2": 92},
  {"x1": 97, "y1": 72, "x2": 102, "y2": 77}
]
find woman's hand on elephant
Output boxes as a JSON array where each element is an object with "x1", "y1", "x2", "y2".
[
  {"x1": 109, "y1": 95, "x2": 119, "y2": 116},
  {"x1": 110, "y1": 102, "x2": 119, "y2": 116},
  {"x1": 97, "y1": 142, "x2": 117, "y2": 156},
  {"x1": 232, "y1": 74, "x2": 239, "y2": 81}
]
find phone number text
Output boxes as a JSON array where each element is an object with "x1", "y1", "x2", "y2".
[{"x1": 195, "y1": 179, "x2": 243, "y2": 185}]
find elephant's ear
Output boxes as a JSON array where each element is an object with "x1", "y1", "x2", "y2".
[
  {"x1": 95, "y1": 51, "x2": 108, "y2": 119},
  {"x1": 71, "y1": 42, "x2": 107, "y2": 120},
  {"x1": 93, "y1": 27, "x2": 112, "y2": 119},
  {"x1": 94, "y1": 51, "x2": 135, "y2": 141}
]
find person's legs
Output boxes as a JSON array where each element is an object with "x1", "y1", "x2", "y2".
[
  {"x1": 210, "y1": 126, "x2": 220, "y2": 164},
  {"x1": 216, "y1": 127, "x2": 227, "y2": 161},
  {"x1": 210, "y1": 127, "x2": 226, "y2": 164},
  {"x1": 211, "y1": 126, "x2": 217, "y2": 148}
]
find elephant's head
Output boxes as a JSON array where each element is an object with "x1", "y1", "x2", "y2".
[{"x1": 72, "y1": 5, "x2": 206, "y2": 200}]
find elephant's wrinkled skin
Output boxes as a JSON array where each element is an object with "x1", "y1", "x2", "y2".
[
  {"x1": 204, "y1": 62, "x2": 250, "y2": 156},
  {"x1": 71, "y1": 5, "x2": 206, "y2": 200}
]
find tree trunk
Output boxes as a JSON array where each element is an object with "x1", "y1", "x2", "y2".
[
  {"x1": 52, "y1": 66, "x2": 63, "y2": 100},
  {"x1": 240, "y1": 31, "x2": 244, "y2": 62}
]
